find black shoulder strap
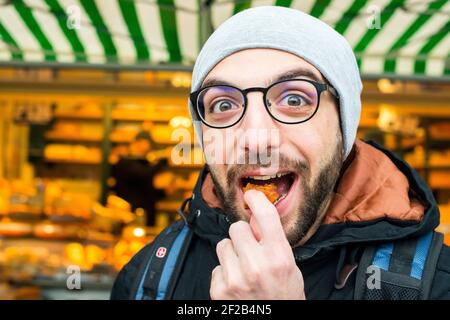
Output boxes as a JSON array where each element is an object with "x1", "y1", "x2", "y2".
[
  {"x1": 130, "y1": 220, "x2": 194, "y2": 300},
  {"x1": 354, "y1": 231, "x2": 444, "y2": 300}
]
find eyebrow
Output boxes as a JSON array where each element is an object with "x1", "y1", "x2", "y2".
[{"x1": 200, "y1": 67, "x2": 324, "y2": 89}]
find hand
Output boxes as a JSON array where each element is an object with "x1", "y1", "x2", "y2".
[{"x1": 210, "y1": 190, "x2": 306, "y2": 300}]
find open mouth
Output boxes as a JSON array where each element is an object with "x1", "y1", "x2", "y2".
[{"x1": 239, "y1": 172, "x2": 297, "y2": 207}]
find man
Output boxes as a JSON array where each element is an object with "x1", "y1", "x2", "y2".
[
  {"x1": 111, "y1": 130, "x2": 166, "y2": 227},
  {"x1": 111, "y1": 6, "x2": 450, "y2": 299}
]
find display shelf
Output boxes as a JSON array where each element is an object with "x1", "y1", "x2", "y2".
[
  {"x1": 428, "y1": 139, "x2": 450, "y2": 149},
  {"x1": 110, "y1": 136, "x2": 134, "y2": 143},
  {"x1": 420, "y1": 116, "x2": 450, "y2": 184},
  {"x1": 3, "y1": 213, "x2": 87, "y2": 224},
  {"x1": 431, "y1": 134, "x2": 450, "y2": 140},
  {"x1": 111, "y1": 112, "x2": 183, "y2": 123},
  {"x1": 401, "y1": 137, "x2": 424, "y2": 150},
  {"x1": 0, "y1": 227, "x2": 117, "y2": 245},
  {"x1": 0, "y1": 234, "x2": 114, "y2": 245},
  {"x1": 28, "y1": 148, "x2": 44, "y2": 157},
  {"x1": 7, "y1": 212, "x2": 44, "y2": 221},
  {"x1": 170, "y1": 164, "x2": 204, "y2": 169},
  {"x1": 156, "y1": 200, "x2": 182, "y2": 212},
  {"x1": 430, "y1": 184, "x2": 450, "y2": 189},
  {"x1": 45, "y1": 132, "x2": 103, "y2": 143},
  {"x1": 53, "y1": 111, "x2": 103, "y2": 120},
  {"x1": 423, "y1": 117, "x2": 450, "y2": 125},
  {"x1": 428, "y1": 166, "x2": 450, "y2": 170},
  {"x1": 111, "y1": 115, "x2": 157, "y2": 122},
  {"x1": 164, "y1": 184, "x2": 197, "y2": 191},
  {"x1": 412, "y1": 166, "x2": 450, "y2": 171},
  {"x1": 169, "y1": 163, "x2": 204, "y2": 169},
  {"x1": 44, "y1": 158, "x2": 101, "y2": 165},
  {"x1": 149, "y1": 139, "x2": 196, "y2": 146}
]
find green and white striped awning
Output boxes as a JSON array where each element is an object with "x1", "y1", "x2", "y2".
[{"x1": 0, "y1": 0, "x2": 449, "y2": 78}]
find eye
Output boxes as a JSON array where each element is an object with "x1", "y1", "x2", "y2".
[
  {"x1": 209, "y1": 99, "x2": 239, "y2": 113},
  {"x1": 279, "y1": 94, "x2": 308, "y2": 108}
]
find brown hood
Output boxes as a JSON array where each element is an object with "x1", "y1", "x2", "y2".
[{"x1": 201, "y1": 139, "x2": 425, "y2": 224}]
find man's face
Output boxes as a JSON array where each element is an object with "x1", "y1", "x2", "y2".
[{"x1": 201, "y1": 49, "x2": 344, "y2": 246}]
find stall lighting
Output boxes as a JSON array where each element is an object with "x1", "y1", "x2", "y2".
[
  {"x1": 171, "y1": 72, "x2": 192, "y2": 88},
  {"x1": 42, "y1": 224, "x2": 57, "y2": 234},
  {"x1": 377, "y1": 106, "x2": 397, "y2": 131},
  {"x1": 170, "y1": 116, "x2": 191, "y2": 128},
  {"x1": 377, "y1": 78, "x2": 402, "y2": 94},
  {"x1": 132, "y1": 227, "x2": 145, "y2": 238}
]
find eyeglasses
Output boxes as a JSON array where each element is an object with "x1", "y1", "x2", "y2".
[{"x1": 190, "y1": 79, "x2": 339, "y2": 129}]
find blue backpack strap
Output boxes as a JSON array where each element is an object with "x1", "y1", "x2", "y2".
[
  {"x1": 132, "y1": 225, "x2": 173, "y2": 300},
  {"x1": 129, "y1": 227, "x2": 170, "y2": 300},
  {"x1": 371, "y1": 242, "x2": 394, "y2": 272},
  {"x1": 133, "y1": 221, "x2": 193, "y2": 300},
  {"x1": 410, "y1": 232, "x2": 434, "y2": 280},
  {"x1": 372, "y1": 231, "x2": 438, "y2": 280},
  {"x1": 416, "y1": 231, "x2": 444, "y2": 299},
  {"x1": 355, "y1": 231, "x2": 444, "y2": 300},
  {"x1": 155, "y1": 224, "x2": 192, "y2": 300}
]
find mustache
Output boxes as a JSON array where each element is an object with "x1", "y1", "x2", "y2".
[{"x1": 226, "y1": 155, "x2": 311, "y2": 187}]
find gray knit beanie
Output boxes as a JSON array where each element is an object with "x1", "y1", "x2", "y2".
[{"x1": 189, "y1": 6, "x2": 363, "y2": 160}]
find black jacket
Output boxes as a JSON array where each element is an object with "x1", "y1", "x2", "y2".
[{"x1": 110, "y1": 142, "x2": 450, "y2": 299}]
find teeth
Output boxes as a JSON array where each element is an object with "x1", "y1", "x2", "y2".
[
  {"x1": 245, "y1": 172, "x2": 288, "y2": 180},
  {"x1": 274, "y1": 193, "x2": 287, "y2": 205},
  {"x1": 250, "y1": 175, "x2": 273, "y2": 180}
]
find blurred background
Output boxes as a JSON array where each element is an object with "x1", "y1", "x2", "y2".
[{"x1": 0, "y1": 0, "x2": 449, "y2": 299}]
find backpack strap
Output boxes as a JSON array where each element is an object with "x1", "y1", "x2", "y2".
[
  {"x1": 416, "y1": 231, "x2": 443, "y2": 299},
  {"x1": 155, "y1": 223, "x2": 193, "y2": 300},
  {"x1": 131, "y1": 220, "x2": 194, "y2": 300},
  {"x1": 354, "y1": 231, "x2": 444, "y2": 300}
]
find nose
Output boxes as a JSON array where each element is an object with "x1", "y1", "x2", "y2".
[{"x1": 238, "y1": 92, "x2": 280, "y2": 163}]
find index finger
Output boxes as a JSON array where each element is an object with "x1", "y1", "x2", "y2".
[{"x1": 244, "y1": 189, "x2": 288, "y2": 244}]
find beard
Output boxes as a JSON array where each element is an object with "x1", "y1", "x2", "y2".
[{"x1": 209, "y1": 139, "x2": 344, "y2": 246}]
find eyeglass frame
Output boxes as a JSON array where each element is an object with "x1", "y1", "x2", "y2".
[{"x1": 189, "y1": 78, "x2": 340, "y2": 129}]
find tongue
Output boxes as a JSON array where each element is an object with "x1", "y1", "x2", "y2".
[{"x1": 275, "y1": 175, "x2": 291, "y2": 196}]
